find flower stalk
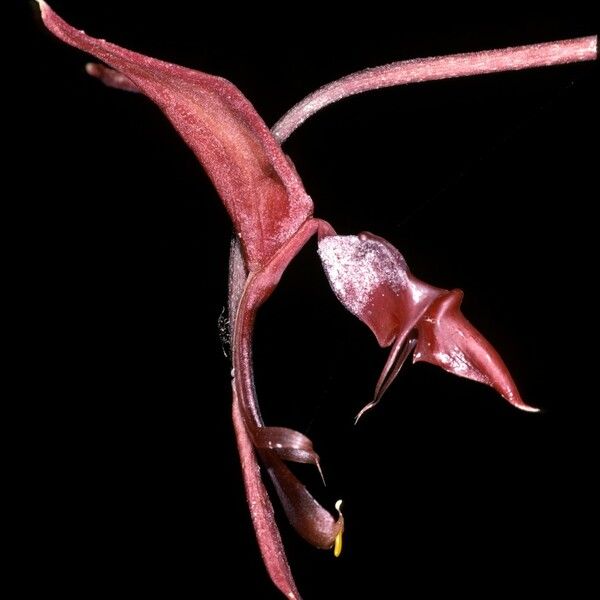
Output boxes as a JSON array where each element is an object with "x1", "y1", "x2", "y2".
[{"x1": 273, "y1": 36, "x2": 597, "y2": 142}]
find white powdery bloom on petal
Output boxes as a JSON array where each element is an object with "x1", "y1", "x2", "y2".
[{"x1": 318, "y1": 235, "x2": 408, "y2": 316}]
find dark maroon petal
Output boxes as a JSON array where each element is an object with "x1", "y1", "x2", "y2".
[
  {"x1": 263, "y1": 451, "x2": 343, "y2": 551},
  {"x1": 413, "y1": 289, "x2": 538, "y2": 412},
  {"x1": 38, "y1": 1, "x2": 312, "y2": 271},
  {"x1": 254, "y1": 426, "x2": 323, "y2": 473},
  {"x1": 318, "y1": 232, "x2": 437, "y2": 347},
  {"x1": 232, "y1": 393, "x2": 302, "y2": 600},
  {"x1": 319, "y1": 232, "x2": 537, "y2": 413}
]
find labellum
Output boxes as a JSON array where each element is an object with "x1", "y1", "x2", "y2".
[
  {"x1": 36, "y1": 3, "x2": 596, "y2": 597},
  {"x1": 317, "y1": 232, "x2": 538, "y2": 422}
]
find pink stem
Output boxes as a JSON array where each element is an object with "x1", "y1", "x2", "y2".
[{"x1": 272, "y1": 35, "x2": 597, "y2": 143}]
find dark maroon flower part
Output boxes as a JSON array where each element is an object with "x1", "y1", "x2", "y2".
[
  {"x1": 318, "y1": 232, "x2": 538, "y2": 422},
  {"x1": 37, "y1": 3, "x2": 596, "y2": 597}
]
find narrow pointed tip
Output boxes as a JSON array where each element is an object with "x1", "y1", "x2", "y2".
[
  {"x1": 514, "y1": 401, "x2": 541, "y2": 414},
  {"x1": 353, "y1": 408, "x2": 366, "y2": 426},
  {"x1": 36, "y1": 1, "x2": 54, "y2": 27},
  {"x1": 316, "y1": 460, "x2": 327, "y2": 487},
  {"x1": 502, "y1": 389, "x2": 540, "y2": 413},
  {"x1": 354, "y1": 400, "x2": 377, "y2": 425}
]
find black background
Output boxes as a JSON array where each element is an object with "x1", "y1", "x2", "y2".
[{"x1": 17, "y1": 2, "x2": 597, "y2": 597}]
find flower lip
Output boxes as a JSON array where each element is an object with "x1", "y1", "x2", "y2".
[
  {"x1": 319, "y1": 232, "x2": 538, "y2": 416},
  {"x1": 413, "y1": 289, "x2": 539, "y2": 412}
]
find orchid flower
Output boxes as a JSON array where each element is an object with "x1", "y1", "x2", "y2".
[{"x1": 37, "y1": 3, "x2": 596, "y2": 597}]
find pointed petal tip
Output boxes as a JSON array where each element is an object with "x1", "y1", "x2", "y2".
[
  {"x1": 500, "y1": 390, "x2": 540, "y2": 413},
  {"x1": 36, "y1": 0, "x2": 49, "y2": 15},
  {"x1": 353, "y1": 402, "x2": 375, "y2": 425},
  {"x1": 316, "y1": 459, "x2": 327, "y2": 487},
  {"x1": 513, "y1": 401, "x2": 541, "y2": 414}
]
